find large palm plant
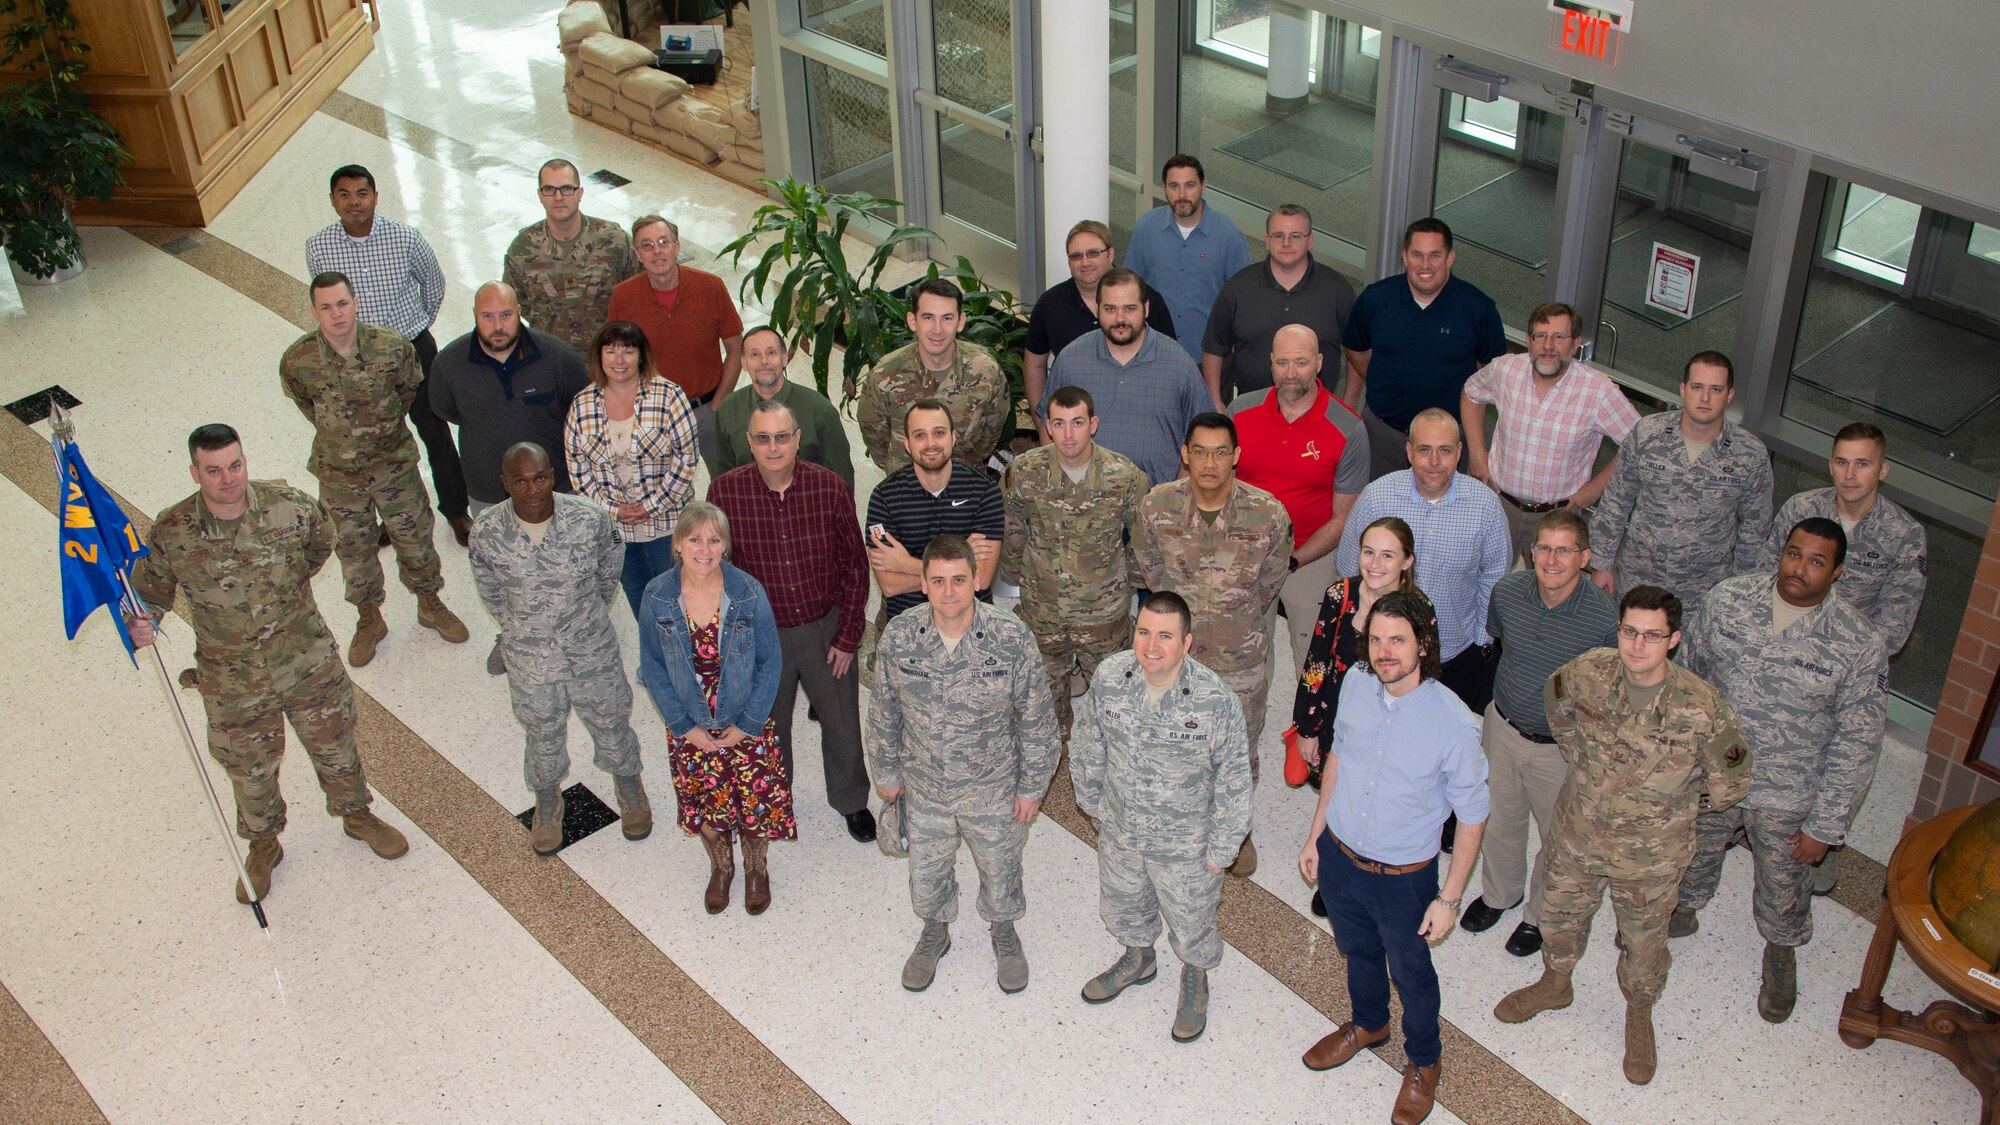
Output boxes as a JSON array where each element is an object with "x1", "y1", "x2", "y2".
[{"x1": 0, "y1": 0, "x2": 129, "y2": 278}]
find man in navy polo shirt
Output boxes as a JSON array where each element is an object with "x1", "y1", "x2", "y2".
[{"x1": 1342, "y1": 218, "x2": 1505, "y2": 481}]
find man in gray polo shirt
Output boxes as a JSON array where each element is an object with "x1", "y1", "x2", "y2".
[
  {"x1": 1460, "y1": 509, "x2": 1618, "y2": 956},
  {"x1": 1201, "y1": 204, "x2": 1356, "y2": 405},
  {"x1": 1041, "y1": 268, "x2": 1211, "y2": 487}
]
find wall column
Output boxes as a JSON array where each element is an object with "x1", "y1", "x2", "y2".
[{"x1": 1037, "y1": 0, "x2": 1110, "y2": 293}]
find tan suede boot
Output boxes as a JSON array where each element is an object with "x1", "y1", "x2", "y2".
[
  {"x1": 614, "y1": 773, "x2": 652, "y2": 840},
  {"x1": 528, "y1": 788, "x2": 564, "y2": 855},
  {"x1": 348, "y1": 604, "x2": 388, "y2": 667},
  {"x1": 416, "y1": 593, "x2": 469, "y2": 643},
  {"x1": 342, "y1": 810, "x2": 409, "y2": 858},
  {"x1": 1624, "y1": 1002, "x2": 1657, "y2": 1084},
  {"x1": 1228, "y1": 833, "x2": 1258, "y2": 877},
  {"x1": 1493, "y1": 970, "x2": 1573, "y2": 1023},
  {"x1": 234, "y1": 838, "x2": 283, "y2": 904}
]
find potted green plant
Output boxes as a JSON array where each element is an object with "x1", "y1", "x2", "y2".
[
  {"x1": 0, "y1": 0, "x2": 129, "y2": 283},
  {"x1": 719, "y1": 177, "x2": 935, "y2": 402}
]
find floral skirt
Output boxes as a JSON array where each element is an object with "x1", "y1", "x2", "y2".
[{"x1": 668, "y1": 718, "x2": 797, "y2": 840}]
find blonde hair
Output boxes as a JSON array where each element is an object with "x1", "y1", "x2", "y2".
[{"x1": 673, "y1": 500, "x2": 730, "y2": 554}]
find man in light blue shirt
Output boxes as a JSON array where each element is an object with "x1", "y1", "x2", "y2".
[
  {"x1": 1297, "y1": 592, "x2": 1487, "y2": 1125},
  {"x1": 1123, "y1": 154, "x2": 1251, "y2": 368}
]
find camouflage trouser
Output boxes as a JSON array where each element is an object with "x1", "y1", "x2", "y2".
[
  {"x1": 1213, "y1": 660, "x2": 1269, "y2": 785},
  {"x1": 320, "y1": 464, "x2": 443, "y2": 607},
  {"x1": 201, "y1": 657, "x2": 370, "y2": 840},
  {"x1": 1538, "y1": 848, "x2": 1682, "y2": 1004},
  {"x1": 1031, "y1": 614, "x2": 1132, "y2": 734},
  {"x1": 1097, "y1": 834, "x2": 1225, "y2": 969},
  {"x1": 508, "y1": 669, "x2": 643, "y2": 792},
  {"x1": 1676, "y1": 805, "x2": 1815, "y2": 947},
  {"x1": 906, "y1": 797, "x2": 1032, "y2": 924}
]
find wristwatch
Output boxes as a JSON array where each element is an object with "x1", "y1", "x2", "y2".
[{"x1": 1435, "y1": 895, "x2": 1462, "y2": 913}]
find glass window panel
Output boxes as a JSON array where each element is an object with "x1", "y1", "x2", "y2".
[
  {"x1": 801, "y1": 60, "x2": 897, "y2": 202},
  {"x1": 799, "y1": 0, "x2": 885, "y2": 59},
  {"x1": 1969, "y1": 222, "x2": 2000, "y2": 265},
  {"x1": 1110, "y1": 0, "x2": 1138, "y2": 174},
  {"x1": 163, "y1": 0, "x2": 212, "y2": 54},
  {"x1": 936, "y1": 122, "x2": 1015, "y2": 242},
  {"x1": 1430, "y1": 98, "x2": 1564, "y2": 332},
  {"x1": 1447, "y1": 93, "x2": 1520, "y2": 149},
  {"x1": 1830, "y1": 185, "x2": 1920, "y2": 279},
  {"x1": 932, "y1": 0, "x2": 1013, "y2": 113}
]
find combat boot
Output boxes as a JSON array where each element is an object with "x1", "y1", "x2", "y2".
[
  {"x1": 1229, "y1": 833, "x2": 1258, "y2": 877},
  {"x1": 614, "y1": 772, "x2": 652, "y2": 840},
  {"x1": 1668, "y1": 906, "x2": 1699, "y2": 937},
  {"x1": 1081, "y1": 945, "x2": 1157, "y2": 1003},
  {"x1": 342, "y1": 810, "x2": 409, "y2": 858},
  {"x1": 416, "y1": 593, "x2": 470, "y2": 643},
  {"x1": 348, "y1": 604, "x2": 388, "y2": 667},
  {"x1": 1171, "y1": 965, "x2": 1209, "y2": 1043},
  {"x1": 1493, "y1": 970, "x2": 1573, "y2": 1023},
  {"x1": 902, "y1": 920, "x2": 951, "y2": 991},
  {"x1": 1758, "y1": 942, "x2": 1797, "y2": 1023},
  {"x1": 992, "y1": 920, "x2": 1030, "y2": 994},
  {"x1": 234, "y1": 838, "x2": 283, "y2": 904},
  {"x1": 1624, "y1": 1002, "x2": 1657, "y2": 1084},
  {"x1": 529, "y1": 788, "x2": 565, "y2": 856}
]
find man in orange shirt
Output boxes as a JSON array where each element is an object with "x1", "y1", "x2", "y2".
[{"x1": 606, "y1": 214, "x2": 745, "y2": 470}]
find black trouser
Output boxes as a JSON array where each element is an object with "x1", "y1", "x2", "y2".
[
  {"x1": 1435, "y1": 642, "x2": 1495, "y2": 852},
  {"x1": 408, "y1": 329, "x2": 468, "y2": 520}
]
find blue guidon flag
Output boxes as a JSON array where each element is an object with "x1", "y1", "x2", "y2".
[{"x1": 57, "y1": 437, "x2": 148, "y2": 660}]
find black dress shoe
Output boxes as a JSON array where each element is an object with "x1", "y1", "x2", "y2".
[
  {"x1": 844, "y1": 808, "x2": 878, "y2": 843},
  {"x1": 1311, "y1": 892, "x2": 1328, "y2": 917},
  {"x1": 1440, "y1": 814, "x2": 1457, "y2": 854},
  {"x1": 1505, "y1": 922, "x2": 1544, "y2": 957},
  {"x1": 1461, "y1": 896, "x2": 1511, "y2": 934}
]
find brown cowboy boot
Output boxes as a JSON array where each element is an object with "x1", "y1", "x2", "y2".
[
  {"x1": 741, "y1": 834, "x2": 771, "y2": 915},
  {"x1": 702, "y1": 830, "x2": 735, "y2": 914}
]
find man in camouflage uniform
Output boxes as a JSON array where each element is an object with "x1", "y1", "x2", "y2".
[
  {"x1": 280, "y1": 271, "x2": 471, "y2": 667},
  {"x1": 870, "y1": 536, "x2": 1061, "y2": 996},
  {"x1": 1493, "y1": 585, "x2": 1751, "y2": 1085},
  {"x1": 1589, "y1": 352, "x2": 1772, "y2": 618},
  {"x1": 1001, "y1": 384, "x2": 1149, "y2": 734},
  {"x1": 1072, "y1": 592, "x2": 1251, "y2": 1043},
  {"x1": 128, "y1": 424, "x2": 408, "y2": 904},
  {"x1": 470, "y1": 443, "x2": 648, "y2": 857},
  {"x1": 1133, "y1": 411, "x2": 1290, "y2": 876},
  {"x1": 1675, "y1": 518, "x2": 1886, "y2": 1024},
  {"x1": 501, "y1": 159, "x2": 641, "y2": 357},
  {"x1": 857, "y1": 278, "x2": 1012, "y2": 474},
  {"x1": 1760, "y1": 422, "x2": 1926, "y2": 895}
]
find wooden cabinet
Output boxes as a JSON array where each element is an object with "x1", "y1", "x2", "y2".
[{"x1": 0, "y1": 0, "x2": 375, "y2": 225}]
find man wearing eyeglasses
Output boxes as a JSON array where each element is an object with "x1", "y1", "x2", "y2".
[
  {"x1": 1023, "y1": 221, "x2": 1176, "y2": 443},
  {"x1": 1461, "y1": 301, "x2": 1639, "y2": 568},
  {"x1": 1494, "y1": 584, "x2": 1749, "y2": 1086},
  {"x1": 1459, "y1": 510, "x2": 1618, "y2": 958},
  {"x1": 503, "y1": 159, "x2": 640, "y2": 359},
  {"x1": 1200, "y1": 205, "x2": 1356, "y2": 408},
  {"x1": 607, "y1": 214, "x2": 746, "y2": 471}
]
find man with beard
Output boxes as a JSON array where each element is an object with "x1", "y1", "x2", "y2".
[
  {"x1": 1023, "y1": 221, "x2": 1176, "y2": 441},
  {"x1": 1123, "y1": 154, "x2": 1250, "y2": 361},
  {"x1": 713, "y1": 325, "x2": 854, "y2": 486},
  {"x1": 866, "y1": 400, "x2": 1005, "y2": 625}
]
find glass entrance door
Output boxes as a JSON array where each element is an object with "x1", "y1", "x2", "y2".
[{"x1": 915, "y1": 0, "x2": 1028, "y2": 290}]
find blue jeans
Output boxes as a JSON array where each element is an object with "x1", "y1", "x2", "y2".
[
  {"x1": 622, "y1": 537, "x2": 678, "y2": 683},
  {"x1": 1317, "y1": 829, "x2": 1443, "y2": 1067}
]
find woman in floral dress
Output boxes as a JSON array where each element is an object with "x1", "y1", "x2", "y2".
[{"x1": 638, "y1": 501, "x2": 793, "y2": 915}]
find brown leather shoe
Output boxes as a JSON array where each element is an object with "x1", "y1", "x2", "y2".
[
  {"x1": 702, "y1": 831, "x2": 735, "y2": 914},
  {"x1": 1391, "y1": 1062, "x2": 1440, "y2": 1125},
  {"x1": 1302, "y1": 1020, "x2": 1389, "y2": 1070},
  {"x1": 348, "y1": 603, "x2": 388, "y2": 667},
  {"x1": 416, "y1": 593, "x2": 470, "y2": 643},
  {"x1": 234, "y1": 838, "x2": 282, "y2": 904},
  {"x1": 449, "y1": 515, "x2": 472, "y2": 547}
]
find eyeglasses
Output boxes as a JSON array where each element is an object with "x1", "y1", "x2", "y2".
[
  {"x1": 1067, "y1": 247, "x2": 1109, "y2": 262},
  {"x1": 637, "y1": 237, "x2": 678, "y2": 251},
  {"x1": 537, "y1": 184, "x2": 581, "y2": 198},
  {"x1": 748, "y1": 431, "x2": 799, "y2": 447},
  {"x1": 1267, "y1": 231, "x2": 1311, "y2": 244},
  {"x1": 1184, "y1": 447, "x2": 1234, "y2": 462},
  {"x1": 1528, "y1": 331, "x2": 1575, "y2": 344},
  {"x1": 1617, "y1": 625, "x2": 1673, "y2": 645},
  {"x1": 1530, "y1": 544, "x2": 1583, "y2": 559}
]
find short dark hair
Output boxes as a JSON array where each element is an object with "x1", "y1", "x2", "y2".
[
  {"x1": 909, "y1": 277, "x2": 964, "y2": 313},
  {"x1": 1048, "y1": 385, "x2": 1096, "y2": 416},
  {"x1": 188, "y1": 423, "x2": 241, "y2": 459},
  {"x1": 308, "y1": 271, "x2": 355, "y2": 301},
  {"x1": 1161, "y1": 153, "x2": 1205, "y2": 182},
  {"x1": 586, "y1": 320, "x2": 661, "y2": 389},
  {"x1": 1683, "y1": 350, "x2": 1735, "y2": 389},
  {"x1": 1620, "y1": 585, "x2": 1683, "y2": 635},
  {"x1": 1528, "y1": 301, "x2": 1579, "y2": 337},
  {"x1": 1833, "y1": 421, "x2": 1887, "y2": 454},
  {"x1": 1535, "y1": 508, "x2": 1591, "y2": 551},
  {"x1": 1403, "y1": 217, "x2": 1453, "y2": 253},
  {"x1": 537, "y1": 158, "x2": 580, "y2": 185},
  {"x1": 1184, "y1": 411, "x2": 1237, "y2": 448},
  {"x1": 1138, "y1": 591, "x2": 1193, "y2": 635},
  {"x1": 742, "y1": 324, "x2": 789, "y2": 351},
  {"x1": 329, "y1": 164, "x2": 374, "y2": 193},
  {"x1": 1788, "y1": 517, "x2": 1848, "y2": 568},
  {"x1": 922, "y1": 533, "x2": 975, "y2": 571},
  {"x1": 748, "y1": 397, "x2": 797, "y2": 430},
  {"x1": 1096, "y1": 267, "x2": 1143, "y2": 300},
  {"x1": 1365, "y1": 591, "x2": 1443, "y2": 681},
  {"x1": 904, "y1": 397, "x2": 955, "y2": 434}
]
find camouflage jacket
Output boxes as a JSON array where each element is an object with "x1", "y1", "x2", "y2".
[
  {"x1": 1132, "y1": 478, "x2": 1292, "y2": 674},
  {"x1": 131, "y1": 481, "x2": 340, "y2": 696},
  {"x1": 278, "y1": 324, "x2": 422, "y2": 486},
  {"x1": 468, "y1": 494, "x2": 626, "y2": 687},
  {"x1": 1545, "y1": 648, "x2": 1752, "y2": 878},
  {"x1": 1072, "y1": 651, "x2": 1252, "y2": 869},
  {"x1": 857, "y1": 340, "x2": 1012, "y2": 473},
  {"x1": 1761, "y1": 487, "x2": 1927, "y2": 656},
  {"x1": 868, "y1": 602, "x2": 1061, "y2": 810},
  {"x1": 1000, "y1": 442, "x2": 1148, "y2": 631},
  {"x1": 502, "y1": 216, "x2": 640, "y2": 356},
  {"x1": 1682, "y1": 573, "x2": 1887, "y2": 845}
]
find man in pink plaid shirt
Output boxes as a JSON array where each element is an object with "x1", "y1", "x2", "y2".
[{"x1": 1461, "y1": 302, "x2": 1640, "y2": 566}]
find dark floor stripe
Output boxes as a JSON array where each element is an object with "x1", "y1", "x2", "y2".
[
  {"x1": 122, "y1": 227, "x2": 314, "y2": 332},
  {"x1": 0, "y1": 983, "x2": 110, "y2": 1125}
]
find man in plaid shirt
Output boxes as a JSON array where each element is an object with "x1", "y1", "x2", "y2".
[{"x1": 1461, "y1": 302, "x2": 1639, "y2": 566}]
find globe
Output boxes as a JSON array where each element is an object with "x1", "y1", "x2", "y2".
[{"x1": 1931, "y1": 797, "x2": 2000, "y2": 970}]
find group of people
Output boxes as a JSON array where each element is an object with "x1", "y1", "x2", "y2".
[{"x1": 119, "y1": 151, "x2": 1928, "y2": 1125}]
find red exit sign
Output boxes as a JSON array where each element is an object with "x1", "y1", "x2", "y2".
[{"x1": 1549, "y1": 1, "x2": 1629, "y2": 65}]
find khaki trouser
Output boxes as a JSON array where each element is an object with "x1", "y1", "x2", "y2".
[
  {"x1": 1278, "y1": 551, "x2": 1341, "y2": 680},
  {"x1": 1477, "y1": 702, "x2": 1567, "y2": 924}
]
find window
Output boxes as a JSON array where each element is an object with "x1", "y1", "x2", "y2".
[
  {"x1": 1824, "y1": 183, "x2": 1921, "y2": 285},
  {"x1": 1445, "y1": 93, "x2": 1520, "y2": 151}
]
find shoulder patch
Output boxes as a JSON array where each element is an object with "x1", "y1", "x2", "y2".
[{"x1": 1551, "y1": 672, "x2": 1566, "y2": 701}]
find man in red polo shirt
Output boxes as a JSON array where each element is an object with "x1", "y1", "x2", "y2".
[
  {"x1": 1226, "y1": 324, "x2": 1370, "y2": 675},
  {"x1": 606, "y1": 214, "x2": 745, "y2": 471}
]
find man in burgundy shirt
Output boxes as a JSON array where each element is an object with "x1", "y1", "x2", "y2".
[
  {"x1": 708, "y1": 398, "x2": 876, "y2": 842},
  {"x1": 607, "y1": 214, "x2": 745, "y2": 473},
  {"x1": 1226, "y1": 324, "x2": 1370, "y2": 675}
]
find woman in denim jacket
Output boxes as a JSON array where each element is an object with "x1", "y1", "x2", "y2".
[{"x1": 638, "y1": 501, "x2": 794, "y2": 915}]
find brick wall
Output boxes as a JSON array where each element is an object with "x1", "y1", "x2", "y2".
[{"x1": 1909, "y1": 490, "x2": 2000, "y2": 828}]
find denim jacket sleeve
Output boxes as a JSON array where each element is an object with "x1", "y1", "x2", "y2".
[{"x1": 638, "y1": 582, "x2": 699, "y2": 738}]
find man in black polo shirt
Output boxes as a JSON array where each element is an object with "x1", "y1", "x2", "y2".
[
  {"x1": 1024, "y1": 220, "x2": 1176, "y2": 441},
  {"x1": 1201, "y1": 204, "x2": 1356, "y2": 405},
  {"x1": 1342, "y1": 218, "x2": 1505, "y2": 480},
  {"x1": 1460, "y1": 509, "x2": 1618, "y2": 956},
  {"x1": 866, "y1": 399, "x2": 1005, "y2": 626}
]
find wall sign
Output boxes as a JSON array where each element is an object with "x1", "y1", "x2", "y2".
[
  {"x1": 1549, "y1": 1, "x2": 1632, "y2": 65},
  {"x1": 1645, "y1": 242, "x2": 1700, "y2": 320}
]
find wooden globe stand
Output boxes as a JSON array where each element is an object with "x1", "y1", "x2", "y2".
[{"x1": 1840, "y1": 803, "x2": 2000, "y2": 1123}]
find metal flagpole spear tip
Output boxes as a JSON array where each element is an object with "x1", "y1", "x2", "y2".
[{"x1": 49, "y1": 401, "x2": 76, "y2": 445}]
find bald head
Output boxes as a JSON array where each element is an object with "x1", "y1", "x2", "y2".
[
  {"x1": 474, "y1": 281, "x2": 523, "y2": 359},
  {"x1": 1269, "y1": 323, "x2": 1324, "y2": 404}
]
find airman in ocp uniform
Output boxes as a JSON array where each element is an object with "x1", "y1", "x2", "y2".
[
  {"x1": 502, "y1": 158, "x2": 641, "y2": 357},
  {"x1": 1493, "y1": 585, "x2": 1750, "y2": 1085},
  {"x1": 857, "y1": 278, "x2": 1013, "y2": 474}
]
